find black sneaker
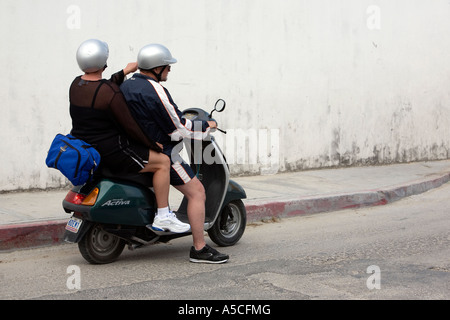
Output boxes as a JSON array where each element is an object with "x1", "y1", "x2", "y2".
[{"x1": 189, "y1": 244, "x2": 229, "y2": 264}]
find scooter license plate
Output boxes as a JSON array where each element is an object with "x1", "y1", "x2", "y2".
[{"x1": 65, "y1": 216, "x2": 83, "y2": 233}]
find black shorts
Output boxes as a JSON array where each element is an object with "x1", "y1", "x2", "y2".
[
  {"x1": 170, "y1": 159, "x2": 196, "y2": 186},
  {"x1": 164, "y1": 145, "x2": 196, "y2": 186},
  {"x1": 100, "y1": 136, "x2": 149, "y2": 174}
]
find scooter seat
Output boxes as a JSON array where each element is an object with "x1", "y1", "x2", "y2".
[{"x1": 99, "y1": 167, "x2": 153, "y2": 188}]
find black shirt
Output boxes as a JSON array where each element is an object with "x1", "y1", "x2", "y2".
[{"x1": 69, "y1": 71, "x2": 158, "y2": 158}]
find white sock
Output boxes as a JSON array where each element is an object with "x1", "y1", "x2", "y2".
[{"x1": 157, "y1": 207, "x2": 170, "y2": 219}]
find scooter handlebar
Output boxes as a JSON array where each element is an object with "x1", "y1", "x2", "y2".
[{"x1": 183, "y1": 99, "x2": 227, "y2": 133}]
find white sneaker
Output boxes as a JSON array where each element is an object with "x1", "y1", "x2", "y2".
[{"x1": 150, "y1": 212, "x2": 191, "y2": 233}]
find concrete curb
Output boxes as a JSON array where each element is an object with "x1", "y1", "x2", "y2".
[
  {"x1": 245, "y1": 172, "x2": 450, "y2": 221},
  {"x1": 0, "y1": 219, "x2": 68, "y2": 251},
  {"x1": 1, "y1": 172, "x2": 449, "y2": 251}
]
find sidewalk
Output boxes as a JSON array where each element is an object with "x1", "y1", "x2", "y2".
[{"x1": 1, "y1": 160, "x2": 450, "y2": 251}]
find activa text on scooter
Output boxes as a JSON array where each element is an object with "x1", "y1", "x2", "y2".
[{"x1": 101, "y1": 199, "x2": 131, "y2": 207}]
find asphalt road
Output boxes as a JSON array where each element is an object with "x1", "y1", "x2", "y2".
[{"x1": 1, "y1": 183, "x2": 449, "y2": 301}]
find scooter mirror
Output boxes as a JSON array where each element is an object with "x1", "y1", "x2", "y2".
[
  {"x1": 209, "y1": 99, "x2": 226, "y2": 118},
  {"x1": 214, "y1": 99, "x2": 226, "y2": 112}
]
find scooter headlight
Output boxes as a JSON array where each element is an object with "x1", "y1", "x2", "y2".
[{"x1": 183, "y1": 111, "x2": 198, "y2": 120}]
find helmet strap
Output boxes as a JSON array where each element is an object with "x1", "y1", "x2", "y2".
[{"x1": 150, "y1": 65, "x2": 168, "y2": 82}]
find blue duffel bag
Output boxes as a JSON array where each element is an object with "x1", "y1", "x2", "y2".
[{"x1": 45, "y1": 133, "x2": 101, "y2": 186}]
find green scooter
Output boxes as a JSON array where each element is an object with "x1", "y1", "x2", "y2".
[{"x1": 62, "y1": 99, "x2": 246, "y2": 264}]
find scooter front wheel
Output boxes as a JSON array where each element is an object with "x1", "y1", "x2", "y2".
[
  {"x1": 208, "y1": 200, "x2": 246, "y2": 247},
  {"x1": 78, "y1": 223, "x2": 126, "y2": 264}
]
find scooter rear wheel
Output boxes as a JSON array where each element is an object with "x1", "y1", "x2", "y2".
[
  {"x1": 78, "y1": 224, "x2": 126, "y2": 264},
  {"x1": 208, "y1": 200, "x2": 246, "y2": 247}
]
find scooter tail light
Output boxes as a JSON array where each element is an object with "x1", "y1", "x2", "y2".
[
  {"x1": 81, "y1": 187, "x2": 99, "y2": 206},
  {"x1": 64, "y1": 190, "x2": 86, "y2": 205}
]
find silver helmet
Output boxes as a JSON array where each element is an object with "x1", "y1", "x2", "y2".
[
  {"x1": 76, "y1": 39, "x2": 109, "y2": 73},
  {"x1": 137, "y1": 44, "x2": 177, "y2": 70}
]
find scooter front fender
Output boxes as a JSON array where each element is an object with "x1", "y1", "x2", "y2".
[{"x1": 221, "y1": 179, "x2": 247, "y2": 210}]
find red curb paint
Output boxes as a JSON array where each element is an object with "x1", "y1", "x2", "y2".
[{"x1": 0, "y1": 220, "x2": 67, "y2": 251}]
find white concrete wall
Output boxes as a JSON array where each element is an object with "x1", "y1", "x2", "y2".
[{"x1": 1, "y1": 0, "x2": 450, "y2": 191}]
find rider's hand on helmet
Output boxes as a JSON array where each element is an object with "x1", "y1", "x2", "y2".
[{"x1": 123, "y1": 62, "x2": 138, "y2": 76}]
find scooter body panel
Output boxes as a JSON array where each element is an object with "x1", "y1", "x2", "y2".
[{"x1": 89, "y1": 179, "x2": 155, "y2": 226}]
